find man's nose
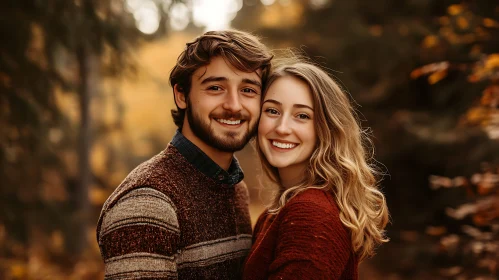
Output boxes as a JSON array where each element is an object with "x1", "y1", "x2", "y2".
[{"x1": 222, "y1": 90, "x2": 243, "y2": 112}]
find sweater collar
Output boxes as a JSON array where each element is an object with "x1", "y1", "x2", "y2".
[{"x1": 170, "y1": 130, "x2": 244, "y2": 186}]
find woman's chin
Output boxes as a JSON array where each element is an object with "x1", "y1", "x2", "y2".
[{"x1": 267, "y1": 160, "x2": 290, "y2": 169}]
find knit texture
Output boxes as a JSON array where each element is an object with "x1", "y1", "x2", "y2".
[
  {"x1": 96, "y1": 144, "x2": 252, "y2": 279},
  {"x1": 243, "y1": 189, "x2": 358, "y2": 280}
]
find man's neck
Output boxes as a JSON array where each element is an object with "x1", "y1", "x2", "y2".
[{"x1": 180, "y1": 127, "x2": 233, "y2": 171}]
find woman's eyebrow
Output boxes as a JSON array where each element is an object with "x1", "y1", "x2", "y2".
[
  {"x1": 262, "y1": 99, "x2": 281, "y2": 106},
  {"x1": 262, "y1": 99, "x2": 313, "y2": 111},
  {"x1": 293, "y1": 104, "x2": 314, "y2": 111}
]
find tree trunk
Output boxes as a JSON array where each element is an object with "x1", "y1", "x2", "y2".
[{"x1": 70, "y1": 44, "x2": 98, "y2": 256}]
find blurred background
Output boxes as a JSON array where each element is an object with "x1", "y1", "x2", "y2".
[{"x1": 1, "y1": 0, "x2": 498, "y2": 279}]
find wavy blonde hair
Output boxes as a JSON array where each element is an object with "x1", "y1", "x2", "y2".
[{"x1": 256, "y1": 60, "x2": 389, "y2": 261}]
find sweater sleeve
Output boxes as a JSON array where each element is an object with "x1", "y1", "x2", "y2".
[
  {"x1": 98, "y1": 187, "x2": 180, "y2": 279},
  {"x1": 251, "y1": 211, "x2": 268, "y2": 244},
  {"x1": 268, "y1": 199, "x2": 352, "y2": 280}
]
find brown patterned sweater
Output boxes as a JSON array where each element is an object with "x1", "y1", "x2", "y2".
[{"x1": 96, "y1": 144, "x2": 252, "y2": 279}]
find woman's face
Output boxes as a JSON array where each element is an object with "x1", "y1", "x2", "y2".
[{"x1": 258, "y1": 76, "x2": 317, "y2": 175}]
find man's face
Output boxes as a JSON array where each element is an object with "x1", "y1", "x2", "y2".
[{"x1": 179, "y1": 56, "x2": 262, "y2": 152}]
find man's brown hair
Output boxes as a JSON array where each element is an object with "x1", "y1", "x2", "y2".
[{"x1": 169, "y1": 30, "x2": 273, "y2": 128}]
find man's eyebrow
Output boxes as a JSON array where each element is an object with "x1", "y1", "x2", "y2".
[
  {"x1": 199, "y1": 76, "x2": 262, "y2": 88},
  {"x1": 262, "y1": 99, "x2": 314, "y2": 111},
  {"x1": 200, "y1": 76, "x2": 227, "y2": 84},
  {"x1": 242, "y1": 78, "x2": 262, "y2": 88}
]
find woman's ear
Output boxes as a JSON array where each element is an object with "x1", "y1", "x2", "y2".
[{"x1": 174, "y1": 84, "x2": 187, "y2": 109}]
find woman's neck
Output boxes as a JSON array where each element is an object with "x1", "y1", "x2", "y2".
[{"x1": 278, "y1": 165, "x2": 307, "y2": 189}]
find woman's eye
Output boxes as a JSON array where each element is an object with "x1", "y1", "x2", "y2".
[
  {"x1": 297, "y1": 113, "x2": 310, "y2": 120},
  {"x1": 265, "y1": 108, "x2": 279, "y2": 115}
]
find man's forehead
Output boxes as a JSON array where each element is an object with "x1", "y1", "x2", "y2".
[{"x1": 193, "y1": 58, "x2": 262, "y2": 82}]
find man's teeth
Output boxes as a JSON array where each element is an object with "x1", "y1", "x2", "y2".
[
  {"x1": 272, "y1": 141, "x2": 297, "y2": 149},
  {"x1": 217, "y1": 119, "x2": 241, "y2": 125}
]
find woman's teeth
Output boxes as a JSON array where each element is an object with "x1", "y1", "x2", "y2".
[{"x1": 272, "y1": 141, "x2": 297, "y2": 149}]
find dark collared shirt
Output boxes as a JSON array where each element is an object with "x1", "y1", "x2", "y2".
[{"x1": 170, "y1": 130, "x2": 244, "y2": 186}]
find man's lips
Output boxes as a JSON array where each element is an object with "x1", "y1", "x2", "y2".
[{"x1": 215, "y1": 118, "x2": 243, "y2": 125}]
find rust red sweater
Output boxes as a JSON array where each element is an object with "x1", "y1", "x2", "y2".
[{"x1": 243, "y1": 189, "x2": 358, "y2": 280}]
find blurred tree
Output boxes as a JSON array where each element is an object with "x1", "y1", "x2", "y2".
[
  {"x1": 0, "y1": 0, "x2": 138, "y2": 269},
  {"x1": 413, "y1": 2, "x2": 499, "y2": 278},
  {"x1": 233, "y1": 0, "x2": 498, "y2": 278}
]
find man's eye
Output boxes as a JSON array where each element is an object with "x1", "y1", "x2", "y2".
[
  {"x1": 242, "y1": 88, "x2": 258, "y2": 94},
  {"x1": 208, "y1": 86, "x2": 222, "y2": 91}
]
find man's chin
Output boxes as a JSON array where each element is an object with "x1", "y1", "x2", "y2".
[{"x1": 210, "y1": 134, "x2": 249, "y2": 152}]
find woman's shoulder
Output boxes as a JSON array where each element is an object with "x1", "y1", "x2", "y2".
[
  {"x1": 285, "y1": 188, "x2": 339, "y2": 214},
  {"x1": 280, "y1": 188, "x2": 339, "y2": 219},
  {"x1": 278, "y1": 188, "x2": 350, "y2": 239}
]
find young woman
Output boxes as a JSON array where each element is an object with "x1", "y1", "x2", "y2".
[{"x1": 243, "y1": 60, "x2": 389, "y2": 280}]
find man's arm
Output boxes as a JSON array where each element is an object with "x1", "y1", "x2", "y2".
[{"x1": 98, "y1": 187, "x2": 180, "y2": 280}]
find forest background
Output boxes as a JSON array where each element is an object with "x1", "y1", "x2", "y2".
[{"x1": 1, "y1": 0, "x2": 498, "y2": 279}]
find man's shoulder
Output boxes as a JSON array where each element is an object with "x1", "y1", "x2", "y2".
[{"x1": 97, "y1": 146, "x2": 183, "y2": 218}]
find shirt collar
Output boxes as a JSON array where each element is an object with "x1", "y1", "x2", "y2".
[{"x1": 170, "y1": 130, "x2": 244, "y2": 186}]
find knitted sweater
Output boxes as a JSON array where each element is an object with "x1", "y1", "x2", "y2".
[
  {"x1": 96, "y1": 144, "x2": 252, "y2": 279},
  {"x1": 243, "y1": 189, "x2": 358, "y2": 280}
]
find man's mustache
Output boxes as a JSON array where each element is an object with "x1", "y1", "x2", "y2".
[{"x1": 211, "y1": 111, "x2": 249, "y2": 120}]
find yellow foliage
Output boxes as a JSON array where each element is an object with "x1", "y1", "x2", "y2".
[
  {"x1": 464, "y1": 107, "x2": 489, "y2": 125},
  {"x1": 447, "y1": 4, "x2": 463, "y2": 16},
  {"x1": 41, "y1": 169, "x2": 68, "y2": 202},
  {"x1": 89, "y1": 186, "x2": 109, "y2": 206},
  {"x1": 410, "y1": 62, "x2": 449, "y2": 79},
  {"x1": 9, "y1": 263, "x2": 27, "y2": 278},
  {"x1": 470, "y1": 45, "x2": 482, "y2": 56},
  {"x1": 484, "y1": 53, "x2": 499, "y2": 69},
  {"x1": 456, "y1": 16, "x2": 469, "y2": 30},
  {"x1": 90, "y1": 143, "x2": 107, "y2": 178},
  {"x1": 468, "y1": 54, "x2": 499, "y2": 82},
  {"x1": 439, "y1": 16, "x2": 450, "y2": 25},
  {"x1": 426, "y1": 226, "x2": 447, "y2": 236},
  {"x1": 422, "y1": 35, "x2": 438, "y2": 48},
  {"x1": 260, "y1": 2, "x2": 304, "y2": 28},
  {"x1": 369, "y1": 25, "x2": 383, "y2": 37},
  {"x1": 428, "y1": 70, "x2": 447, "y2": 84},
  {"x1": 481, "y1": 85, "x2": 499, "y2": 107},
  {"x1": 398, "y1": 25, "x2": 409, "y2": 36},
  {"x1": 51, "y1": 231, "x2": 64, "y2": 254},
  {"x1": 483, "y1": 18, "x2": 499, "y2": 28},
  {"x1": 0, "y1": 72, "x2": 11, "y2": 88}
]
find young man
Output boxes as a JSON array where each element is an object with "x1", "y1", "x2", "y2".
[{"x1": 96, "y1": 30, "x2": 272, "y2": 279}]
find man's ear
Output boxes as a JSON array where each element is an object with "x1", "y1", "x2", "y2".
[{"x1": 174, "y1": 84, "x2": 187, "y2": 109}]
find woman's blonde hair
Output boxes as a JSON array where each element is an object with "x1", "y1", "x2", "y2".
[{"x1": 256, "y1": 59, "x2": 389, "y2": 261}]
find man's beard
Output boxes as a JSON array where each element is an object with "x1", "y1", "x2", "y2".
[{"x1": 186, "y1": 103, "x2": 258, "y2": 153}]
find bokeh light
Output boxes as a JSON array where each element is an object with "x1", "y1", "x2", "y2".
[
  {"x1": 310, "y1": 0, "x2": 329, "y2": 9},
  {"x1": 130, "y1": 0, "x2": 160, "y2": 35},
  {"x1": 162, "y1": 0, "x2": 173, "y2": 13},
  {"x1": 169, "y1": 2, "x2": 190, "y2": 31},
  {"x1": 192, "y1": 0, "x2": 243, "y2": 31},
  {"x1": 260, "y1": 0, "x2": 276, "y2": 6}
]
